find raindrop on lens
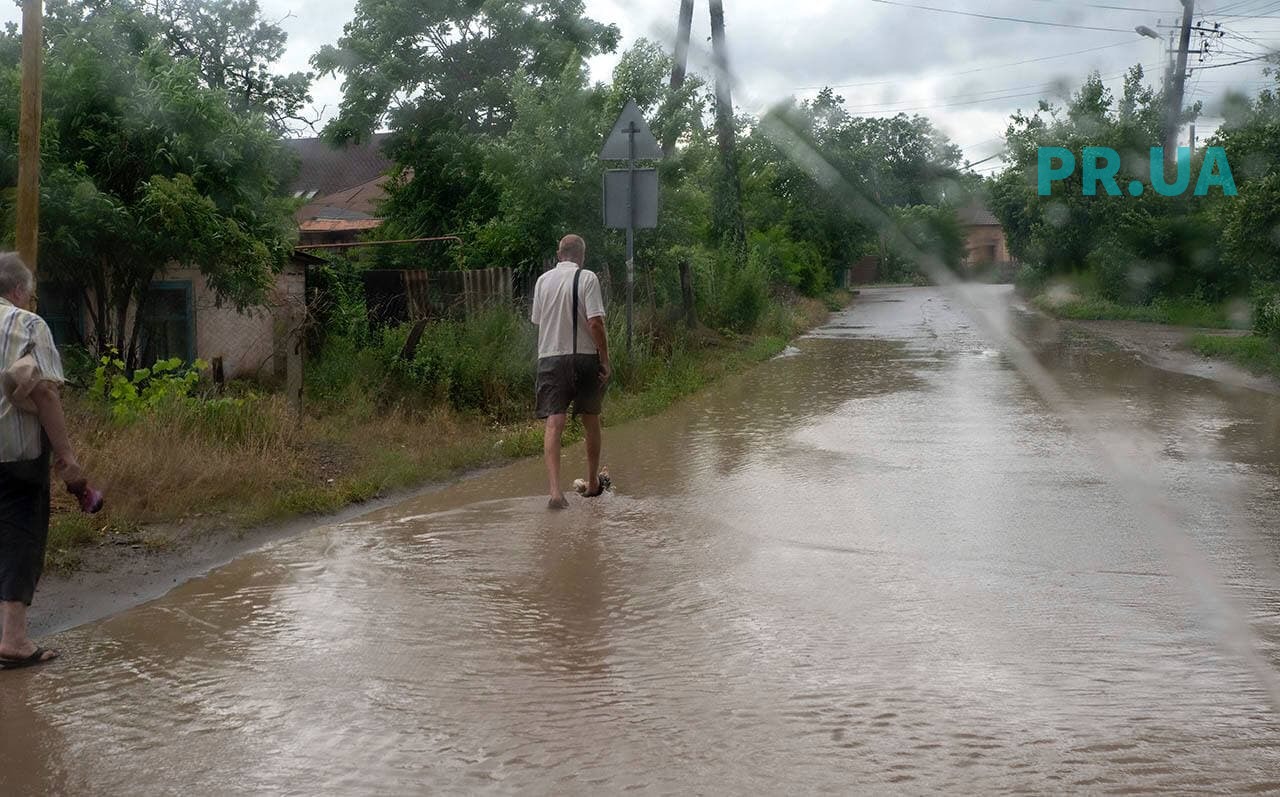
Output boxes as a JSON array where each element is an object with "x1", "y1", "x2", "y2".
[{"x1": 1045, "y1": 201, "x2": 1070, "y2": 228}]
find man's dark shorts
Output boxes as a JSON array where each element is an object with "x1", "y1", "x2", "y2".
[
  {"x1": 0, "y1": 447, "x2": 51, "y2": 606},
  {"x1": 536, "y1": 354, "x2": 605, "y2": 419}
]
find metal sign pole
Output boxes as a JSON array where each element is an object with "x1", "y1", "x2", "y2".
[
  {"x1": 600, "y1": 99, "x2": 661, "y2": 354},
  {"x1": 626, "y1": 121, "x2": 636, "y2": 353}
]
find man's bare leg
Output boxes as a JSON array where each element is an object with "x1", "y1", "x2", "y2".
[
  {"x1": 582, "y1": 414, "x2": 603, "y2": 494},
  {"x1": 544, "y1": 414, "x2": 569, "y2": 508}
]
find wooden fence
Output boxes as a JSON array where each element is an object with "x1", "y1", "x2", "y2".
[{"x1": 361, "y1": 267, "x2": 514, "y2": 327}]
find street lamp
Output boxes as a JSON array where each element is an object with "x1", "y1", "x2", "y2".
[{"x1": 1135, "y1": 25, "x2": 1160, "y2": 39}]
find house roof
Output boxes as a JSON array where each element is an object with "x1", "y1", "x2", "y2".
[
  {"x1": 283, "y1": 133, "x2": 394, "y2": 200},
  {"x1": 294, "y1": 175, "x2": 391, "y2": 223},
  {"x1": 958, "y1": 201, "x2": 1000, "y2": 227}
]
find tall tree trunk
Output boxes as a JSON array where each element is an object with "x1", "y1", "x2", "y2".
[{"x1": 709, "y1": 0, "x2": 746, "y2": 266}]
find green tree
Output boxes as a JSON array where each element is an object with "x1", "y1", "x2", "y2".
[
  {"x1": 0, "y1": 3, "x2": 296, "y2": 367},
  {"x1": 313, "y1": 0, "x2": 619, "y2": 247},
  {"x1": 988, "y1": 67, "x2": 1243, "y2": 300},
  {"x1": 147, "y1": 0, "x2": 315, "y2": 133},
  {"x1": 1214, "y1": 66, "x2": 1280, "y2": 289}
]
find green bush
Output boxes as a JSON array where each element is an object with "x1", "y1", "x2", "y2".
[
  {"x1": 1252, "y1": 282, "x2": 1280, "y2": 341},
  {"x1": 1088, "y1": 243, "x2": 1150, "y2": 304},
  {"x1": 1014, "y1": 262, "x2": 1049, "y2": 296},
  {"x1": 391, "y1": 308, "x2": 537, "y2": 420},
  {"x1": 92, "y1": 352, "x2": 208, "y2": 424},
  {"x1": 689, "y1": 246, "x2": 769, "y2": 334},
  {"x1": 719, "y1": 265, "x2": 769, "y2": 333},
  {"x1": 747, "y1": 226, "x2": 831, "y2": 297}
]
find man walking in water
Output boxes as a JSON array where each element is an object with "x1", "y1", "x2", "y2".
[{"x1": 531, "y1": 234, "x2": 611, "y2": 509}]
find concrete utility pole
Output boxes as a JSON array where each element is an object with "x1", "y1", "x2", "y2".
[
  {"x1": 662, "y1": 0, "x2": 696, "y2": 156},
  {"x1": 16, "y1": 0, "x2": 43, "y2": 291},
  {"x1": 664, "y1": 0, "x2": 746, "y2": 261},
  {"x1": 1165, "y1": 0, "x2": 1196, "y2": 168},
  {"x1": 708, "y1": 0, "x2": 746, "y2": 262}
]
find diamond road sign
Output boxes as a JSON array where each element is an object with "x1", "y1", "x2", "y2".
[{"x1": 600, "y1": 99, "x2": 663, "y2": 161}]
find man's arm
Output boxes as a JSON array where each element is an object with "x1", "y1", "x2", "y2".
[
  {"x1": 30, "y1": 380, "x2": 82, "y2": 484},
  {"x1": 587, "y1": 316, "x2": 610, "y2": 384},
  {"x1": 23, "y1": 318, "x2": 81, "y2": 483}
]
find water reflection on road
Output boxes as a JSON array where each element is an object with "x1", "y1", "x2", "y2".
[{"x1": 3, "y1": 286, "x2": 1279, "y2": 793}]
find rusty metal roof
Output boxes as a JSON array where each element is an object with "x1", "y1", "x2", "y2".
[{"x1": 298, "y1": 218, "x2": 384, "y2": 233}]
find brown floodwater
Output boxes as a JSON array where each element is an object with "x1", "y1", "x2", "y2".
[{"x1": 3, "y1": 286, "x2": 1280, "y2": 794}]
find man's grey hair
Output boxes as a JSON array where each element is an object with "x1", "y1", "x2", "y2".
[
  {"x1": 0, "y1": 252, "x2": 34, "y2": 298},
  {"x1": 557, "y1": 234, "x2": 586, "y2": 264}
]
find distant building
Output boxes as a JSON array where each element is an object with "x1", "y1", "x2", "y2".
[
  {"x1": 284, "y1": 134, "x2": 394, "y2": 247},
  {"x1": 40, "y1": 136, "x2": 397, "y2": 381},
  {"x1": 958, "y1": 200, "x2": 1011, "y2": 270}
]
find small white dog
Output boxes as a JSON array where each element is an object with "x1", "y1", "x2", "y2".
[{"x1": 573, "y1": 467, "x2": 612, "y2": 496}]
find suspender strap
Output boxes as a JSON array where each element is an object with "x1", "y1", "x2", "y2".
[{"x1": 572, "y1": 267, "x2": 583, "y2": 356}]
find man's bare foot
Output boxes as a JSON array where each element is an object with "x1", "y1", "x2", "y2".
[
  {"x1": 0, "y1": 645, "x2": 59, "y2": 670},
  {"x1": 548, "y1": 496, "x2": 570, "y2": 510}
]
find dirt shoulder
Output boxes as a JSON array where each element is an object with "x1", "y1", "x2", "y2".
[
  {"x1": 31, "y1": 479, "x2": 461, "y2": 638},
  {"x1": 1013, "y1": 296, "x2": 1280, "y2": 396}
]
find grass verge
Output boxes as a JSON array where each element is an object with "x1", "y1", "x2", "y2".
[
  {"x1": 1188, "y1": 334, "x2": 1280, "y2": 380},
  {"x1": 1033, "y1": 293, "x2": 1238, "y2": 329}
]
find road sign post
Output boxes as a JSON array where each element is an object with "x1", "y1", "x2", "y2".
[{"x1": 601, "y1": 100, "x2": 662, "y2": 352}]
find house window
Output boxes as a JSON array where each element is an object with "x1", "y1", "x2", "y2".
[
  {"x1": 36, "y1": 283, "x2": 83, "y2": 347},
  {"x1": 139, "y1": 281, "x2": 195, "y2": 366}
]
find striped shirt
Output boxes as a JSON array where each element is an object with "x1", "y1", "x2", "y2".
[{"x1": 0, "y1": 297, "x2": 65, "y2": 462}]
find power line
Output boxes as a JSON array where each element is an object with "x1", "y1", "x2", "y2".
[
  {"x1": 1193, "y1": 52, "x2": 1276, "y2": 67},
  {"x1": 1025, "y1": 0, "x2": 1181, "y2": 14},
  {"x1": 869, "y1": 0, "x2": 1139, "y2": 33},
  {"x1": 965, "y1": 152, "x2": 1005, "y2": 168},
  {"x1": 792, "y1": 41, "x2": 1138, "y2": 91},
  {"x1": 841, "y1": 67, "x2": 1151, "y2": 115}
]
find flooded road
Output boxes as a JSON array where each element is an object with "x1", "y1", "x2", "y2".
[{"x1": 5, "y1": 285, "x2": 1280, "y2": 793}]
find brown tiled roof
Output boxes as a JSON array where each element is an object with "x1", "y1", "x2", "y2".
[
  {"x1": 958, "y1": 201, "x2": 1000, "y2": 227},
  {"x1": 284, "y1": 134, "x2": 394, "y2": 199}
]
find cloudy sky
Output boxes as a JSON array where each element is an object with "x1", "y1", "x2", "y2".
[{"x1": 4, "y1": 0, "x2": 1278, "y2": 171}]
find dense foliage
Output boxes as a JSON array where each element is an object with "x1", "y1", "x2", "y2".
[
  {"x1": 0, "y1": 1, "x2": 298, "y2": 367},
  {"x1": 991, "y1": 62, "x2": 1280, "y2": 320}
]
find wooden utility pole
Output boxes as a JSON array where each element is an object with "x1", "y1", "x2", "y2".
[
  {"x1": 16, "y1": 0, "x2": 43, "y2": 289},
  {"x1": 1165, "y1": 0, "x2": 1195, "y2": 169}
]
